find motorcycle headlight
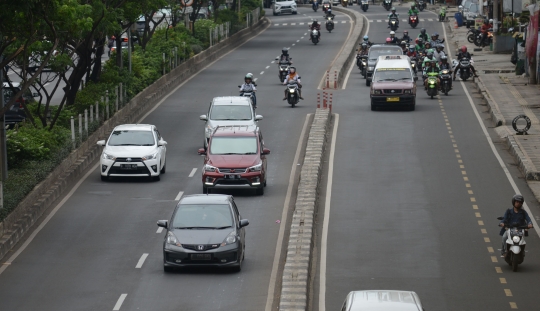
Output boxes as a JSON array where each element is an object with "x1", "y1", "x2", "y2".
[
  {"x1": 373, "y1": 90, "x2": 381, "y2": 94},
  {"x1": 404, "y1": 89, "x2": 412, "y2": 94},
  {"x1": 142, "y1": 151, "x2": 159, "y2": 161},
  {"x1": 429, "y1": 80, "x2": 435, "y2": 84},
  {"x1": 221, "y1": 231, "x2": 237, "y2": 246},
  {"x1": 512, "y1": 236, "x2": 520, "y2": 243},
  {"x1": 204, "y1": 164, "x2": 217, "y2": 172},
  {"x1": 102, "y1": 152, "x2": 116, "y2": 160},
  {"x1": 368, "y1": 66, "x2": 374, "y2": 71},
  {"x1": 289, "y1": 88, "x2": 295, "y2": 93},
  {"x1": 362, "y1": 61, "x2": 366, "y2": 65},
  {"x1": 248, "y1": 164, "x2": 262, "y2": 172},
  {"x1": 167, "y1": 231, "x2": 182, "y2": 247}
]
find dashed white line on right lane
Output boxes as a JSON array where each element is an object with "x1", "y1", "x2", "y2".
[
  {"x1": 175, "y1": 191, "x2": 184, "y2": 201},
  {"x1": 188, "y1": 168, "x2": 197, "y2": 177},
  {"x1": 135, "y1": 253, "x2": 149, "y2": 269},
  {"x1": 113, "y1": 294, "x2": 127, "y2": 310}
]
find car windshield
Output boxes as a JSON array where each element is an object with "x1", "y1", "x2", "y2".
[
  {"x1": 108, "y1": 130, "x2": 155, "y2": 146},
  {"x1": 276, "y1": 0, "x2": 290, "y2": 2},
  {"x1": 210, "y1": 137, "x2": 258, "y2": 155},
  {"x1": 373, "y1": 69, "x2": 412, "y2": 82},
  {"x1": 172, "y1": 204, "x2": 233, "y2": 229},
  {"x1": 210, "y1": 105, "x2": 252, "y2": 120},
  {"x1": 369, "y1": 49, "x2": 402, "y2": 61}
]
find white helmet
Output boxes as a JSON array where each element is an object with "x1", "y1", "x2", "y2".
[
  {"x1": 458, "y1": 5, "x2": 463, "y2": 9},
  {"x1": 390, "y1": 31, "x2": 395, "y2": 35},
  {"x1": 489, "y1": 18, "x2": 493, "y2": 23}
]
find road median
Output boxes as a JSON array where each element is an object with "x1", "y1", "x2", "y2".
[{"x1": 0, "y1": 17, "x2": 270, "y2": 261}]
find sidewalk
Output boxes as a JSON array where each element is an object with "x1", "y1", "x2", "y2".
[{"x1": 447, "y1": 19, "x2": 540, "y2": 201}]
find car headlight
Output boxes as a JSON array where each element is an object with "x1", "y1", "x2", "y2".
[
  {"x1": 221, "y1": 231, "x2": 237, "y2": 246},
  {"x1": 204, "y1": 164, "x2": 217, "y2": 172},
  {"x1": 142, "y1": 152, "x2": 159, "y2": 161},
  {"x1": 102, "y1": 153, "x2": 116, "y2": 160},
  {"x1": 248, "y1": 164, "x2": 262, "y2": 172},
  {"x1": 512, "y1": 236, "x2": 520, "y2": 243},
  {"x1": 368, "y1": 66, "x2": 374, "y2": 71},
  {"x1": 373, "y1": 90, "x2": 381, "y2": 94},
  {"x1": 404, "y1": 89, "x2": 412, "y2": 94},
  {"x1": 167, "y1": 231, "x2": 182, "y2": 247}
]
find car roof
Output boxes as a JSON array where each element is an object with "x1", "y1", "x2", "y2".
[
  {"x1": 346, "y1": 290, "x2": 422, "y2": 311},
  {"x1": 375, "y1": 56, "x2": 411, "y2": 69},
  {"x1": 212, "y1": 96, "x2": 252, "y2": 106},
  {"x1": 113, "y1": 124, "x2": 154, "y2": 131},
  {"x1": 369, "y1": 45, "x2": 403, "y2": 51},
  {"x1": 179, "y1": 194, "x2": 231, "y2": 205},
  {"x1": 212, "y1": 125, "x2": 259, "y2": 137}
]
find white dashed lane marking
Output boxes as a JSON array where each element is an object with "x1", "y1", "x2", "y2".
[
  {"x1": 113, "y1": 294, "x2": 128, "y2": 311},
  {"x1": 266, "y1": 65, "x2": 270, "y2": 69},
  {"x1": 135, "y1": 253, "x2": 149, "y2": 269},
  {"x1": 188, "y1": 168, "x2": 197, "y2": 177}
]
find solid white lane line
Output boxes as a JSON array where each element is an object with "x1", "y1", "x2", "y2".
[
  {"x1": 304, "y1": 33, "x2": 307, "y2": 35},
  {"x1": 292, "y1": 44, "x2": 295, "y2": 46},
  {"x1": 296, "y1": 40, "x2": 300, "y2": 42},
  {"x1": 188, "y1": 168, "x2": 197, "y2": 177},
  {"x1": 113, "y1": 294, "x2": 128, "y2": 310},
  {"x1": 440, "y1": 16, "x2": 540, "y2": 237},
  {"x1": 283, "y1": 23, "x2": 288, "y2": 25},
  {"x1": 341, "y1": 21, "x2": 346, "y2": 23},
  {"x1": 300, "y1": 22, "x2": 305, "y2": 25},
  {"x1": 264, "y1": 114, "x2": 312, "y2": 311},
  {"x1": 301, "y1": 37, "x2": 304, "y2": 39},
  {"x1": 342, "y1": 14, "x2": 369, "y2": 90},
  {"x1": 0, "y1": 162, "x2": 99, "y2": 275},
  {"x1": 135, "y1": 253, "x2": 149, "y2": 268},
  {"x1": 376, "y1": 19, "x2": 382, "y2": 22},
  {"x1": 291, "y1": 23, "x2": 296, "y2": 25},
  {"x1": 175, "y1": 191, "x2": 184, "y2": 201},
  {"x1": 274, "y1": 24, "x2": 279, "y2": 26},
  {"x1": 266, "y1": 65, "x2": 270, "y2": 69},
  {"x1": 271, "y1": 61, "x2": 275, "y2": 63},
  {"x1": 254, "y1": 78, "x2": 258, "y2": 82},
  {"x1": 156, "y1": 227, "x2": 164, "y2": 234},
  {"x1": 260, "y1": 71, "x2": 264, "y2": 75},
  {"x1": 319, "y1": 114, "x2": 339, "y2": 311}
]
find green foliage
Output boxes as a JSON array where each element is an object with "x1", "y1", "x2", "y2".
[{"x1": 194, "y1": 19, "x2": 219, "y2": 47}]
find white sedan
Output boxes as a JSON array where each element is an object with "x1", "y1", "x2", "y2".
[{"x1": 97, "y1": 124, "x2": 167, "y2": 181}]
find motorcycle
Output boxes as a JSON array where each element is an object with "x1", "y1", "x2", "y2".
[
  {"x1": 439, "y1": 6, "x2": 447, "y2": 21},
  {"x1": 426, "y1": 72, "x2": 438, "y2": 99},
  {"x1": 475, "y1": 29, "x2": 493, "y2": 47},
  {"x1": 409, "y1": 13, "x2": 419, "y2": 28},
  {"x1": 456, "y1": 56, "x2": 472, "y2": 81},
  {"x1": 312, "y1": 1, "x2": 319, "y2": 11},
  {"x1": 417, "y1": 0, "x2": 425, "y2": 11},
  {"x1": 410, "y1": 57, "x2": 418, "y2": 74},
  {"x1": 497, "y1": 216, "x2": 530, "y2": 272},
  {"x1": 286, "y1": 82, "x2": 300, "y2": 107},
  {"x1": 322, "y1": 3, "x2": 330, "y2": 12},
  {"x1": 467, "y1": 27, "x2": 480, "y2": 43},
  {"x1": 342, "y1": 0, "x2": 348, "y2": 6},
  {"x1": 360, "y1": 0, "x2": 369, "y2": 11},
  {"x1": 389, "y1": 18, "x2": 399, "y2": 31},
  {"x1": 310, "y1": 28, "x2": 320, "y2": 44},
  {"x1": 356, "y1": 53, "x2": 368, "y2": 75},
  {"x1": 325, "y1": 16, "x2": 334, "y2": 32},
  {"x1": 276, "y1": 58, "x2": 291, "y2": 82},
  {"x1": 238, "y1": 84, "x2": 257, "y2": 107},
  {"x1": 383, "y1": 0, "x2": 392, "y2": 11},
  {"x1": 439, "y1": 69, "x2": 452, "y2": 95}
]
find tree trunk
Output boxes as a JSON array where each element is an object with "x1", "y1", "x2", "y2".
[
  {"x1": 90, "y1": 38, "x2": 105, "y2": 82},
  {"x1": 65, "y1": 44, "x2": 91, "y2": 106},
  {"x1": 115, "y1": 34, "x2": 123, "y2": 68}
]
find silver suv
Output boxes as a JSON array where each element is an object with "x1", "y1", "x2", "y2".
[
  {"x1": 341, "y1": 290, "x2": 424, "y2": 311},
  {"x1": 200, "y1": 96, "x2": 263, "y2": 149}
]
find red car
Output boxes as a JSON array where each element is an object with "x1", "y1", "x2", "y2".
[{"x1": 198, "y1": 125, "x2": 270, "y2": 195}]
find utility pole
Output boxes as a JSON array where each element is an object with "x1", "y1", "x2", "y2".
[{"x1": 0, "y1": 55, "x2": 8, "y2": 211}]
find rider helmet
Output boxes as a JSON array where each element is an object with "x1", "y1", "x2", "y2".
[
  {"x1": 403, "y1": 30, "x2": 409, "y2": 35},
  {"x1": 391, "y1": 7, "x2": 396, "y2": 11},
  {"x1": 385, "y1": 37, "x2": 392, "y2": 44},
  {"x1": 409, "y1": 44, "x2": 415, "y2": 51},
  {"x1": 411, "y1": 4, "x2": 416, "y2": 8},
  {"x1": 426, "y1": 50, "x2": 434, "y2": 58},
  {"x1": 282, "y1": 48, "x2": 288, "y2": 55},
  {"x1": 430, "y1": 59, "x2": 437, "y2": 65},
  {"x1": 458, "y1": 5, "x2": 463, "y2": 9},
  {"x1": 437, "y1": 44, "x2": 444, "y2": 51},
  {"x1": 512, "y1": 194, "x2": 525, "y2": 206},
  {"x1": 361, "y1": 43, "x2": 368, "y2": 49},
  {"x1": 313, "y1": 19, "x2": 318, "y2": 23},
  {"x1": 424, "y1": 41, "x2": 431, "y2": 48},
  {"x1": 440, "y1": 55, "x2": 448, "y2": 62},
  {"x1": 400, "y1": 40, "x2": 407, "y2": 47},
  {"x1": 489, "y1": 18, "x2": 493, "y2": 24},
  {"x1": 327, "y1": 8, "x2": 332, "y2": 13},
  {"x1": 434, "y1": 32, "x2": 439, "y2": 37},
  {"x1": 289, "y1": 66, "x2": 296, "y2": 73},
  {"x1": 420, "y1": 28, "x2": 426, "y2": 34},
  {"x1": 461, "y1": 45, "x2": 467, "y2": 53},
  {"x1": 415, "y1": 38, "x2": 420, "y2": 44},
  {"x1": 390, "y1": 31, "x2": 395, "y2": 36},
  {"x1": 245, "y1": 73, "x2": 253, "y2": 83}
]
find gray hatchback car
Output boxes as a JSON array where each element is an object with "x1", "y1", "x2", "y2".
[
  {"x1": 158, "y1": 194, "x2": 249, "y2": 272},
  {"x1": 341, "y1": 290, "x2": 425, "y2": 311}
]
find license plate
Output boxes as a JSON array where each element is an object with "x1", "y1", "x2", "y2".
[
  {"x1": 386, "y1": 97, "x2": 400, "y2": 102},
  {"x1": 191, "y1": 254, "x2": 211, "y2": 260},
  {"x1": 120, "y1": 164, "x2": 138, "y2": 170},
  {"x1": 225, "y1": 174, "x2": 240, "y2": 179}
]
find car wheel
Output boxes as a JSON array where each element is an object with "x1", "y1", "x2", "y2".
[
  {"x1": 273, "y1": 12, "x2": 277, "y2": 15},
  {"x1": 164, "y1": 265, "x2": 174, "y2": 273},
  {"x1": 101, "y1": 175, "x2": 108, "y2": 181},
  {"x1": 255, "y1": 186, "x2": 264, "y2": 196},
  {"x1": 160, "y1": 161, "x2": 166, "y2": 174},
  {"x1": 292, "y1": 11, "x2": 297, "y2": 14}
]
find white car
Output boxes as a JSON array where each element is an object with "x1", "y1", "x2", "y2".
[
  {"x1": 272, "y1": 0, "x2": 298, "y2": 15},
  {"x1": 341, "y1": 290, "x2": 424, "y2": 311},
  {"x1": 97, "y1": 124, "x2": 167, "y2": 181},
  {"x1": 200, "y1": 96, "x2": 263, "y2": 149}
]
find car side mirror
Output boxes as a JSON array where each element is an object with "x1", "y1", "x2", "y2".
[
  {"x1": 262, "y1": 148, "x2": 271, "y2": 155},
  {"x1": 198, "y1": 148, "x2": 206, "y2": 155},
  {"x1": 32, "y1": 92, "x2": 39, "y2": 97},
  {"x1": 200, "y1": 114, "x2": 208, "y2": 121},
  {"x1": 97, "y1": 140, "x2": 106, "y2": 146},
  {"x1": 255, "y1": 115, "x2": 263, "y2": 121},
  {"x1": 239, "y1": 219, "x2": 250, "y2": 228},
  {"x1": 158, "y1": 140, "x2": 167, "y2": 146},
  {"x1": 157, "y1": 220, "x2": 168, "y2": 228}
]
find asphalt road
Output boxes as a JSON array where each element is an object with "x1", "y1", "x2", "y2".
[
  {"x1": 315, "y1": 3, "x2": 540, "y2": 311},
  {"x1": 0, "y1": 8, "x2": 350, "y2": 311}
]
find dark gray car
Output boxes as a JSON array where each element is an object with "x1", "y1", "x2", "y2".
[
  {"x1": 158, "y1": 194, "x2": 249, "y2": 272},
  {"x1": 365, "y1": 45, "x2": 404, "y2": 86}
]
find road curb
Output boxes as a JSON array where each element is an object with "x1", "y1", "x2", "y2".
[
  {"x1": 0, "y1": 17, "x2": 270, "y2": 262},
  {"x1": 506, "y1": 135, "x2": 540, "y2": 181},
  {"x1": 472, "y1": 76, "x2": 505, "y2": 127},
  {"x1": 278, "y1": 108, "x2": 330, "y2": 311}
]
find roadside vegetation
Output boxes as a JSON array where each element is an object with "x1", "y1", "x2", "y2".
[{"x1": 0, "y1": 0, "x2": 262, "y2": 221}]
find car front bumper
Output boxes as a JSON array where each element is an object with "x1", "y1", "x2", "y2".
[
  {"x1": 163, "y1": 244, "x2": 241, "y2": 268},
  {"x1": 274, "y1": 6, "x2": 297, "y2": 14},
  {"x1": 371, "y1": 95, "x2": 415, "y2": 105},
  {"x1": 100, "y1": 157, "x2": 160, "y2": 177},
  {"x1": 202, "y1": 171, "x2": 264, "y2": 189}
]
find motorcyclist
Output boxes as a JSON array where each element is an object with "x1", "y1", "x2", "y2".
[
  {"x1": 424, "y1": 59, "x2": 440, "y2": 89},
  {"x1": 239, "y1": 73, "x2": 257, "y2": 107},
  {"x1": 283, "y1": 66, "x2": 303, "y2": 100},
  {"x1": 408, "y1": 4, "x2": 420, "y2": 16},
  {"x1": 309, "y1": 19, "x2": 321, "y2": 41},
  {"x1": 453, "y1": 45, "x2": 478, "y2": 80},
  {"x1": 387, "y1": 7, "x2": 399, "y2": 28},
  {"x1": 312, "y1": 0, "x2": 319, "y2": 10},
  {"x1": 439, "y1": 55, "x2": 452, "y2": 89},
  {"x1": 278, "y1": 47, "x2": 292, "y2": 65},
  {"x1": 431, "y1": 32, "x2": 445, "y2": 44},
  {"x1": 422, "y1": 41, "x2": 432, "y2": 55},
  {"x1": 400, "y1": 41, "x2": 408, "y2": 54},
  {"x1": 422, "y1": 49, "x2": 435, "y2": 69},
  {"x1": 362, "y1": 35, "x2": 373, "y2": 47},
  {"x1": 433, "y1": 44, "x2": 446, "y2": 62},
  {"x1": 499, "y1": 194, "x2": 533, "y2": 257},
  {"x1": 385, "y1": 37, "x2": 392, "y2": 45},
  {"x1": 357, "y1": 42, "x2": 369, "y2": 56},
  {"x1": 406, "y1": 44, "x2": 417, "y2": 58},
  {"x1": 417, "y1": 28, "x2": 429, "y2": 42},
  {"x1": 400, "y1": 30, "x2": 412, "y2": 43},
  {"x1": 325, "y1": 8, "x2": 335, "y2": 19},
  {"x1": 415, "y1": 38, "x2": 425, "y2": 52},
  {"x1": 480, "y1": 18, "x2": 493, "y2": 45},
  {"x1": 389, "y1": 31, "x2": 398, "y2": 44}
]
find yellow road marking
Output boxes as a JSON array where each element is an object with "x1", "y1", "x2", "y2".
[
  {"x1": 463, "y1": 177, "x2": 468, "y2": 181},
  {"x1": 457, "y1": 159, "x2": 462, "y2": 163},
  {"x1": 478, "y1": 220, "x2": 484, "y2": 225},
  {"x1": 495, "y1": 267, "x2": 503, "y2": 273},
  {"x1": 468, "y1": 190, "x2": 473, "y2": 194},
  {"x1": 491, "y1": 256, "x2": 498, "y2": 262},
  {"x1": 471, "y1": 197, "x2": 476, "y2": 202},
  {"x1": 453, "y1": 144, "x2": 458, "y2": 148},
  {"x1": 505, "y1": 289, "x2": 513, "y2": 296},
  {"x1": 472, "y1": 204, "x2": 478, "y2": 209},
  {"x1": 461, "y1": 171, "x2": 467, "y2": 175},
  {"x1": 456, "y1": 154, "x2": 460, "y2": 158},
  {"x1": 460, "y1": 165, "x2": 465, "y2": 169},
  {"x1": 466, "y1": 183, "x2": 471, "y2": 187},
  {"x1": 488, "y1": 247, "x2": 494, "y2": 253},
  {"x1": 446, "y1": 123, "x2": 450, "y2": 126},
  {"x1": 500, "y1": 278, "x2": 507, "y2": 284},
  {"x1": 475, "y1": 212, "x2": 481, "y2": 217},
  {"x1": 509, "y1": 302, "x2": 517, "y2": 309},
  {"x1": 481, "y1": 229, "x2": 487, "y2": 234},
  {"x1": 484, "y1": 237, "x2": 490, "y2": 242}
]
